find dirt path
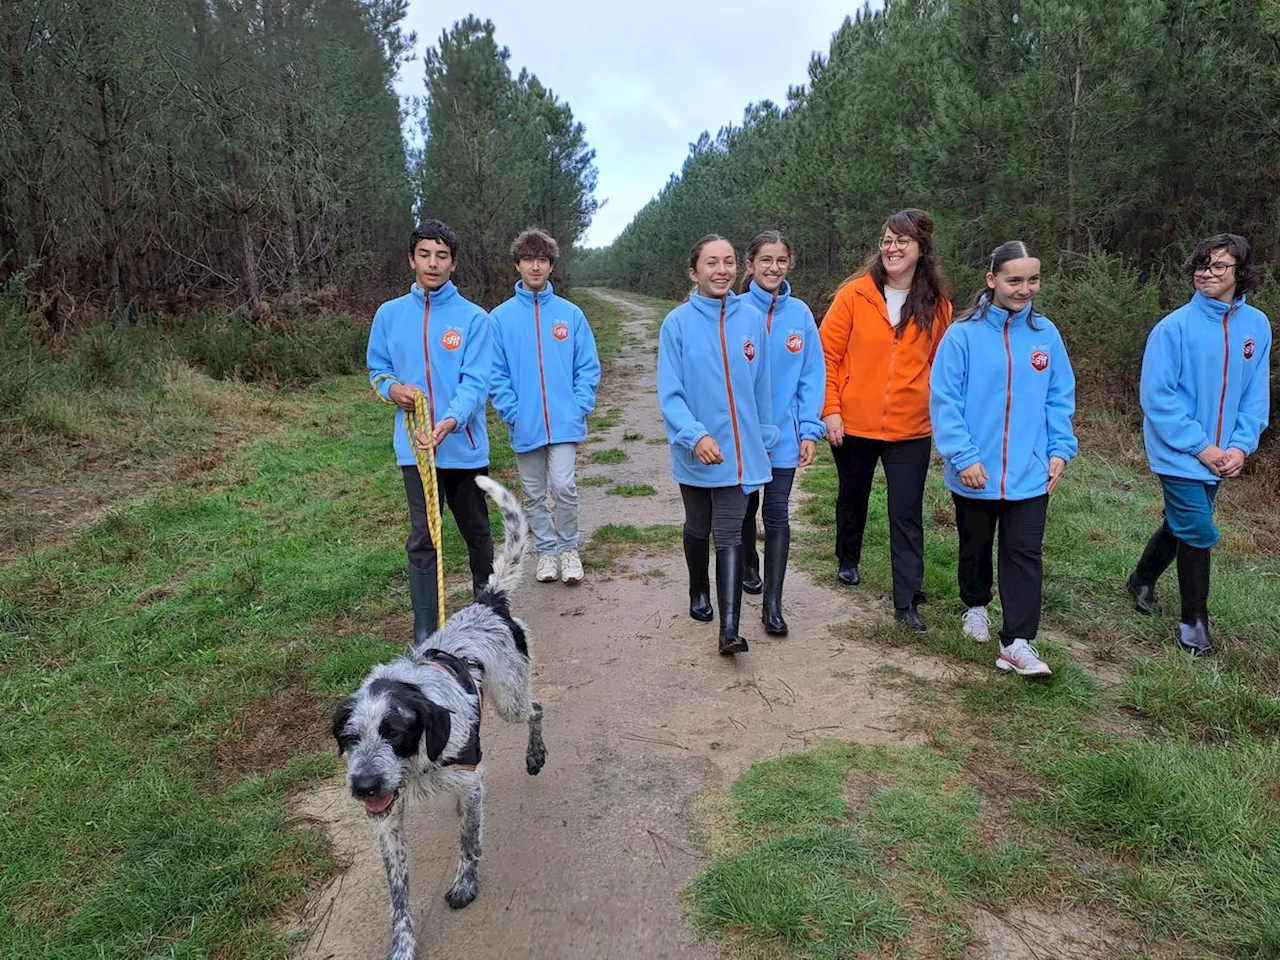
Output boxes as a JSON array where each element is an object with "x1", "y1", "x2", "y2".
[{"x1": 294, "y1": 290, "x2": 955, "y2": 960}]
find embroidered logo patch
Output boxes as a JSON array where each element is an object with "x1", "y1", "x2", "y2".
[
  {"x1": 1030, "y1": 350, "x2": 1049, "y2": 372},
  {"x1": 786, "y1": 334, "x2": 803, "y2": 354},
  {"x1": 743, "y1": 339, "x2": 756, "y2": 362},
  {"x1": 1244, "y1": 338, "x2": 1256, "y2": 360},
  {"x1": 553, "y1": 322, "x2": 569, "y2": 341},
  {"x1": 441, "y1": 330, "x2": 462, "y2": 351}
]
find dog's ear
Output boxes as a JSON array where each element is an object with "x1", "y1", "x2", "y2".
[
  {"x1": 332, "y1": 696, "x2": 356, "y2": 754},
  {"x1": 404, "y1": 689, "x2": 452, "y2": 762}
]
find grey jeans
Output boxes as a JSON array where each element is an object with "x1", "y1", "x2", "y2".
[{"x1": 515, "y1": 443, "x2": 580, "y2": 556}]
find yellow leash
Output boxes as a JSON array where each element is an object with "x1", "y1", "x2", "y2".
[{"x1": 372, "y1": 375, "x2": 446, "y2": 629}]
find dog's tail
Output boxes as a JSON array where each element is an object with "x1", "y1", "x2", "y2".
[{"x1": 474, "y1": 475, "x2": 527, "y2": 594}]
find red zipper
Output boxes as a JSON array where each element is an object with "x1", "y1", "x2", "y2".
[
  {"x1": 718, "y1": 299, "x2": 744, "y2": 484},
  {"x1": 420, "y1": 296, "x2": 436, "y2": 427},
  {"x1": 765, "y1": 293, "x2": 777, "y2": 334},
  {"x1": 533, "y1": 294, "x2": 552, "y2": 444},
  {"x1": 1214, "y1": 309, "x2": 1233, "y2": 445},
  {"x1": 1000, "y1": 317, "x2": 1013, "y2": 499}
]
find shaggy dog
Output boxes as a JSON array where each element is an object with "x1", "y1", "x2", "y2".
[{"x1": 331, "y1": 475, "x2": 545, "y2": 960}]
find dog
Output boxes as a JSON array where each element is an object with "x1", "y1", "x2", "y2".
[{"x1": 331, "y1": 475, "x2": 546, "y2": 960}]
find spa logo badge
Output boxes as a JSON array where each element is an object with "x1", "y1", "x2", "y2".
[
  {"x1": 743, "y1": 339, "x2": 756, "y2": 362},
  {"x1": 441, "y1": 329, "x2": 463, "y2": 351},
  {"x1": 1244, "y1": 338, "x2": 1256, "y2": 361},
  {"x1": 786, "y1": 333, "x2": 804, "y2": 354},
  {"x1": 553, "y1": 323, "x2": 570, "y2": 342},
  {"x1": 1030, "y1": 349, "x2": 1050, "y2": 372}
]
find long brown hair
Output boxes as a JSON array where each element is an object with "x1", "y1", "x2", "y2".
[
  {"x1": 840, "y1": 208, "x2": 950, "y2": 338},
  {"x1": 739, "y1": 230, "x2": 792, "y2": 294}
]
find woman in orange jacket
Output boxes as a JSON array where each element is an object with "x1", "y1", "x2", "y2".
[{"x1": 819, "y1": 208, "x2": 952, "y2": 630}]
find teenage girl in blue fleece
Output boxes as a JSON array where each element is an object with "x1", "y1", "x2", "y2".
[
  {"x1": 658, "y1": 235, "x2": 777, "y2": 656},
  {"x1": 737, "y1": 230, "x2": 826, "y2": 635},
  {"x1": 930, "y1": 241, "x2": 1078, "y2": 678},
  {"x1": 1126, "y1": 233, "x2": 1272, "y2": 656}
]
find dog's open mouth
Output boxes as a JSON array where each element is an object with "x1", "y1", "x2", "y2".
[{"x1": 363, "y1": 790, "x2": 400, "y2": 818}]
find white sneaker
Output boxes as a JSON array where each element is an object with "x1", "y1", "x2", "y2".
[
  {"x1": 560, "y1": 550, "x2": 584, "y2": 584},
  {"x1": 961, "y1": 606, "x2": 990, "y2": 643},
  {"x1": 536, "y1": 555, "x2": 559, "y2": 583},
  {"x1": 996, "y1": 639, "x2": 1052, "y2": 677}
]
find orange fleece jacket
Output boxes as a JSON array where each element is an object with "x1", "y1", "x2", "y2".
[{"x1": 819, "y1": 273, "x2": 952, "y2": 442}]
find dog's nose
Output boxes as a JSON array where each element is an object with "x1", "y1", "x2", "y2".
[{"x1": 351, "y1": 774, "x2": 382, "y2": 798}]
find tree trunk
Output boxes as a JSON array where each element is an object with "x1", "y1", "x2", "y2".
[{"x1": 91, "y1": 75, "x2": 124, "y2": 309}]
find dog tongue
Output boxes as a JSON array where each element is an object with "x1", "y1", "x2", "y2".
[{"x1": 364, "y1": 794, "x2": 395, "y2": 816}]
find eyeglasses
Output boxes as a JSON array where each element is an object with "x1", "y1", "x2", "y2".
[
  {"x1": 1193, "y1": 260, "x2": 1236, "y2": 278},
  {"x1": 880, "y1": 236, "x2": 915, "y2": 250},
  {"x1": 753, "y1": 256, "x2": 790, "y2": 268}
]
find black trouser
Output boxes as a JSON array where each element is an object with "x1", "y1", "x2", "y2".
[
  {"x1": 744, "y1": 467, "x2": 797, "y2": 536},
  {"x1": 680, "y1": 484, "x2": 748, "y2": 546},
  {"x1": 952, "y1": 492, "x2": 1048, "y2": 645},
  {"x1": 402, "y1": 465, "x2": 494, "y2": 591},
  {"x1": 831, "y1": 435, "x2": 930, "y2": 610}
]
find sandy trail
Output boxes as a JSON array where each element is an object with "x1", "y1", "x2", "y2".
[{"x1": 293, "y1": 289, "x2": 953, "y2": 960}]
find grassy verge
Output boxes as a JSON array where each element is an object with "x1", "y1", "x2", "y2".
[{"x1": 690, "y1": 434, "x2": 1280, "y2": 956}]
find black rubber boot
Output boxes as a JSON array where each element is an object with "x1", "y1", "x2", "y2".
[
  {"x1": 837, "y1": 560, "x2": 860, "y2": 586},
  {"x1": 1127, "y1": 524, "x2": 1178, "y2": 615},
  {"x1": 741, "y1": 523, "x2": 763, "y2": 594},
  {"x1": 761, "y1": 526, "x2": 790, "y2": 636},
  {"x1": 895, "y1": 606, "x2": 927, "y2": 632},
  {"x1": 1175, "y1": 543, "x2": 1212, "y2": 656},
  {"x1": 407, "y1": 561, "x2": 440, "y2": 647},
  {"x1": 684, "y1": 531, "x2": 714, "y2": 622},
  {"x1": 716, "y1": 545, "x2": 749, "y2": 655}
]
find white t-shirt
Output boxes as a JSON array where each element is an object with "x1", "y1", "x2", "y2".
[{"x1": 884, "y1": 285, "x2": 908, "y2": 329}]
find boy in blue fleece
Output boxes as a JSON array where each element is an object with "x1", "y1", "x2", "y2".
[
  {"x1": 659, "y1": 235, "x2": 776, "y2": 657},
  {"x1": 1127, "y1": 233, "x2": 1272, "y2": 656},
  {"x1": 490, "y1": 228, "x2": 601, "y2": 585},
  {"x1": 366, "y1": 219, "x2": 495, "y2": 643},
  {"x1": 931, "y1": 241, "x2": 1078, "y2": 678},
  {"x1": 736, "y1": 230, "x2": 826, "y2": 636}
]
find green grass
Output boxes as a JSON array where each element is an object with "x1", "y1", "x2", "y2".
[
  {"x1": 590, "y1": 447, "x2": 628, "y2": 464},
  {"x1": 689, "y1": 741, "x2": 1054, "y2": 958},
  {"x1": 580, "y1": 475, "x2": 612, "y2": 487},
  {"x1": 607, "y1": 483, "x2": 657, "y2": 497}
]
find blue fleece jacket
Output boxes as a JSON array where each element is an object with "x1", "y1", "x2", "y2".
[
  {"x1": 366, "y1": 281, "x2": 492, "y2": 469},
  {"x1": 930, "y1": 299, "x2": 1079, "y2": 501},
  {"x1": 489, "y1": 282, "x2": 601, "y2": 454},
  {"x1": 1140, "y1": 292, "x2": 1272, "y2": 483},
  {"x1": 658, "y1": 293, "x2": 777, "y2": 492},
  {"x1": 743, "y1": 280, "x2": 826, "y2": 469}
]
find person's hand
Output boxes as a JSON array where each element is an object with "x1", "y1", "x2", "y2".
[
  {"x1": 1047, "y1": 456, "x2": 1067, "y2": 494},
  {"x1": 432, "y1": 417, "x2": 458, "y2": 449},
  {"x1": 694, "y1": 436, "x2": 723, "y2": 465},
  {"x1": 1196, "y1": 443, "x2": 1228, "y2": 476},
  {"x1": 798, "y1": 439, "x2": 818, "y2": 468},
  {"x1": 1220, "y1": 447, "x2": 1246, "y2": 478},
  {"x1": 388, "y1": 383, "x2": 420, "y2": 412},
  {"x1": 823, "y1": 414, "x2": 844, "y2": 447},
  {"x1": 959, "y1": 462, "x2": 988, "y2": 490}
]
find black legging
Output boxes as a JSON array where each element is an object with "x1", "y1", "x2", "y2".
[
  {"x1": 679, "y1": 484, "x2": 748, "y2": 547},
  {"x1": 743, "y1": 467, "x2": 796, "y2": 541}
]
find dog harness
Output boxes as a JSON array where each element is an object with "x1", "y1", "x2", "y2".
[{"x1": 422, "y1": 649, "x2": 483, "y2": 770}]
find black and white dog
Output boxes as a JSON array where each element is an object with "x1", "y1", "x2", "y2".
[{"x1": 332, "y1": 475, "x2": 546, "y2": 960}]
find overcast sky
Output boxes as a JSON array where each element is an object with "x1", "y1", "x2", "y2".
[{"x1": 394, "y1": 1, "x2": 857, "y2": 247}]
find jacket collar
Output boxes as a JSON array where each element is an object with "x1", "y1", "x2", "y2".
[
  {"x1": 410, "y1": 280, "x2": 459, "y2": 307},
  {"x1": 515, "y1": 280, "x2": 555, "y2": 306},
  {"x1": 1190, "y1": 290, "x2": 1245, "y2": 321},
  {"x1": 687, "y1": 291, "x2": 737, "y2": 321},
  {"x1": 746, "y1": 279, "x2": 790, "y2": 313},
  {"x1": 974, "y1": 295, "x2": 1034, "y2": 332}
]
